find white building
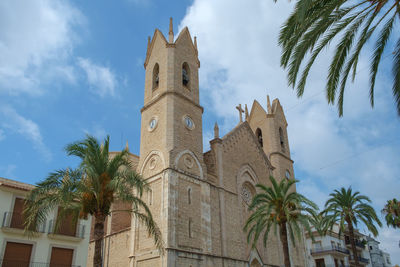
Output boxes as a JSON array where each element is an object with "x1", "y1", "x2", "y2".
[
  {"x1": 305, "y1": 224, "x2": 372, "y2": 267},
  {"x1": 366, "y1": 236, "x2": 393, "y2": 267},
  {"x1": 0, "y1": 177, "x2": 91, "y2": 267}
]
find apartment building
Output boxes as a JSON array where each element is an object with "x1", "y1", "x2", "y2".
[
  {"x1": 305, "y1": 224, "x2": 372, "y2": 267},
  {"x1": 0, "y1": 177, "x2": 91, "y2": 267}
]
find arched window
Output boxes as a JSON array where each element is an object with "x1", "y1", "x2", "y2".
[
  {"x1": 279, "y1": 127, "x2": 285, "y2": 151},
  {"x1": 255, "y1": 128, "x2": 263, "y2": 147},
  {"x1": 188, "y1": 188, "x2": 192, "y2": 205},
  {"x1": 182, "y1": 62, "x2": 190, "y2": 88},
  {"x1": 153, "y1": 63, "x2": 159, "y2": 90}
]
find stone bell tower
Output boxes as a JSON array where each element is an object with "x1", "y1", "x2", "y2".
[
  {"x1": 139, "y1": 17, "x2": 203, "y2": 169},
  {"x1": 131, "y1": 18, "x2": 209, "y2": 267}
]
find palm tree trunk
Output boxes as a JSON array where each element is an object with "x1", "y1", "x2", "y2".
[
  {"x1": 347, "y1": 221, "x2": 360, "y2": 267},
  {"x1": 93, "y1": 214, "x2": 106, "y2": 267},
  {"x1": 280, "y1": 222, "x2": 291, "y2": 267}
]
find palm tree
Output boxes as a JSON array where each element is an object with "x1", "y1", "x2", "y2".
[
  {"x1": 243, "y1": 176, "x2": 318, "y2": 267},
  {"x1": 382, "y1": 198, "x2": 400, "y2": 228},
  {"x1": 279, "y1": 0, "x2": 400, "y2": 116},
  {"x1": 323, "y1": 187, "x2": 381, "y2": 267},
  {"x1": 24, "y1": 135, "x2": 163, "y2": 267}
]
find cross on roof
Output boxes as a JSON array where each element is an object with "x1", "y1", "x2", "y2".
[{"x1": 236, "y1": 104, "x2": 244, "y2": 123}]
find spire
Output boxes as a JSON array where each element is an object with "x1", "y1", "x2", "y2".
[
  {"x1": 267, "y1": 95, "x2": 272, "y2": 114},
  {"x1": 194, "y1": 36, "x2": 198, "y2": 51},
  {"x1": 146, "y1": 36, "x2": 151, "y2": 57},
  {"x1": 245, "y1": 104, "x2": 249, "y2": 121},
  {"x1": 125, "y1": 141, "x2": 129, "y2": 152},
  {"x1": 168, "y1": 17, "x2": 174, "y2": 43},
  {"x1": 214, "y1": 122, "x2": 219, "y2": 139}
]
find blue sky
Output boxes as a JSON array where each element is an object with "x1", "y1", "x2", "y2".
[{"x1": 1, "y1": 0, "x2": 399, "y2": 263}]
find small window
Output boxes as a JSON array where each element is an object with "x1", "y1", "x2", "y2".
[
  {"x1": 255, "y1": 128, "x2": 263, "y2": 147},
  {"x1": 182, "y1": 62, "x2": 190, "y2": 88},
  {"x1": 188, "y1": 218, "x2": 192, "y2": 238},
  {"x1": 153, "y1": 63, "x2": 159, "y2": 90},
  {"x1": 279, "y1": 127, "x2": 285, "y2": 151},
  {"x1": 188, "y1": 188, "x2": 192, "y2": 205}
]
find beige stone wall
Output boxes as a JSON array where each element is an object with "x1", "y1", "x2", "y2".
[
  {"x1": 87, "y1": 229, "x2": 131, "y2": 267},
  {"x1": 176, "y1": 176, "x2": 201, "y2": 249},
  {"x1": 136, "y1": 257, "x2": 160, "y2": 267},
  {"x1": 135, "y1": 177, "x2": 163, "y2": 252}
]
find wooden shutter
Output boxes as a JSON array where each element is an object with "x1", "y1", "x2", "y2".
[
  {"x1": 57, "y1": 207, "x2": 77, "y2": 236},
  {"x1": 50, "y1": 247, "x2": 74, "y2": 267},
  {"x1": 10, "y1": 198, "x2": 25, "y2": 229},
  {"x1": 3, "y1": 242, "x2": 33, "y2": 267}
]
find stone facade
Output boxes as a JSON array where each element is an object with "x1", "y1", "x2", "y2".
[{"x1": 87, "y1": 19, "x2": 307, "y2": 267}]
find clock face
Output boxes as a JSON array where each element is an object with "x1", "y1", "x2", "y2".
[
  {"x1": 184, "y1": 116, "x2": 194, "y2": 129},
  {"x1": 148, "y1": 117, "x2": 158, "y2": 131}
]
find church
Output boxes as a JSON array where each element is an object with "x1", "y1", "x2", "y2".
[{"x1": 87, "y1": 19, "x2": 307, "y2": 267}]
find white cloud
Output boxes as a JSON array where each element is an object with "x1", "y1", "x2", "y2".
[
  {"x1": 180, "y1": 0, "x2": 400, "y2": 263},
  {"x1": 83, "y1": 124, "x2": 108, "y2": 141},
  {"x1": 0, "y1": 0, "x2": 84, "y2": 95},
  {"x1": 0, "y1": 106, "x2": 52, "y2": 161},
  {"x1": 77, "y1": 57, "x2": 117, "y2": 97}
]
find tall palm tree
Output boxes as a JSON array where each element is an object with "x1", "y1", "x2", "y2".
[
  {"x1": 243, "y1": 176, "x2": 318, "y2": 267},
  {"x1": 382, "y1": 198, "x2": 400, "y2": 228},
  {"x1": 24, "y1": 135, "x2": 163, "y2": 267},
  {"x1": 279, "y1": 0, "x2": 400, "y2": 116},
  {"x1": 323, "y1": 187, "x2": 381, "y2": 267}
]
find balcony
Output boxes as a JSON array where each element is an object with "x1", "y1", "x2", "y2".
[
  {"x1": 349, "y1": 255, "x2": 369, "y2": 264},
  {"x1": 1, "y1": 211, "x2": 45, "y2": 233},
  {"x1": 0, "y1": 258, "x2": 81, "y2": 267},
  {"x1": 345, "y1": 237, "x2": 365, "y2": 249},
  {"x1": 47, "y1": 220, "x2": 85, "y2": 241},
  {"x1": 310, "y1": 246, "x2": 350, "y2": 255}
]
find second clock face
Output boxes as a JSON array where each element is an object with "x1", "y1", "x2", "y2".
[
  {"x1": 184, "y1": 116, "x2": 194, "y2": 130},
  {"x1": 149, "y1": 117, "x2": 158, "y2": 131}
]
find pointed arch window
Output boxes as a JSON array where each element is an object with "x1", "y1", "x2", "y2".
[
  {"x1": 255, "y1": 128, "x2": 263, "y2": 147},
  {"x1": 279, "y1": 127, "x2": 285, "y2": 151},
  {"x1": 153, "y1": 63, "x2": 159, "y2": 90},
  {"x1": 182, "y1": 62, "x2": 190, "y2": 89}
]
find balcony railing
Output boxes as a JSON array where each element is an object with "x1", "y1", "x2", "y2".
[
  {"x1": 310, "y1": 246, "x2": 350, "y2": 255},
  {"x1": 349, "y1": 255, "x2": 370, "y2": 264},
  {"x1": 345, "y1": 238, "x2": 366, "y2": 249},
  {"x1": 0, "y1": 258, "x2": 81, "y2": 267},
  {"x1": 1, "y1": 212, "x2": 45, "y2": 232},
  {"x1": 48, "y1": 220, "x2": 85, "y2": 238}
]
